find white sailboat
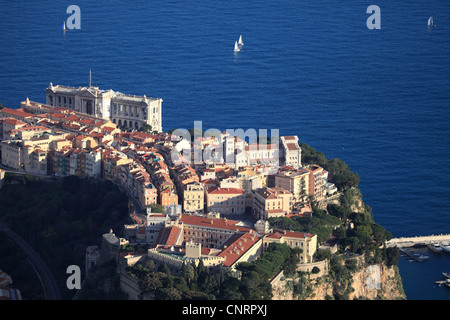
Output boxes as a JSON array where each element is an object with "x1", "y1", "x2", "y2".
[
  {"x1": 234, "y1": 41, "x2": 240, "y2": 52},
  {"x1": 428, "y1": 16, "x2": 435, "y2": 27},
  {"x1": 61, "y1": 21, "x2": 69, "y2": 32},
  {"x1": 238, "y1": 35, "x2": 244, "y2": 46}
]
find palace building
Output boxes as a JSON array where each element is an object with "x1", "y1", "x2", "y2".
[{"x1": 45, "y1": 83, "x2": 162, "y2": 132}]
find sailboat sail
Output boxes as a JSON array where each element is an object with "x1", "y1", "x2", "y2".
[
  {"x1": 428, "y1": 16, "x2": 434, "y2": 26},
  {"x1": 238, "y1": 35, "x2": 244, "y2": 46},
  {"x1": 234, "y1": 41, "x2": 240, "y2": 52}
]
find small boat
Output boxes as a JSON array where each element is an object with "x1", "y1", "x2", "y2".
[
  {"x1": 416, "y1": 254, "x2": 429, "y2": 261},
  {"x1": 445, "y1": 279, "x2": 450, "y2": 288},
  {"x1": 427, "y1": 241, "x2": 443, "y2": 253},
  {"x1": 428, "y1": 16, "x2": 435, "y2": 27},
  {"x1": 61, "y1": 21, "x2": 69, "y2": 32},
  {"x1": 238, "y1": 35, "x2": 244, "y2": 46},
  {"x1": 435, "y1": 280, "x2": 448, "y2": 286},
  {"x1": 440, "y1": 242, "x2": 450, "y2": 253},
  {"x1": 234, "y1": 41, "x2": 240, "y2": 52}
]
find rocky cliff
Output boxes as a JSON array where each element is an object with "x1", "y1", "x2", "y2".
[{"x1": 271, "y1": 260, "x2": 406, "y2": 300}]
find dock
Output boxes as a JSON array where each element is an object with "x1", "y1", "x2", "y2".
[
  {"x1": 399, "y1": 248, "x2": 429, "y2": 262},
  {"x1": 386, "y1": 234, "x2": 450, "y2": 248}
]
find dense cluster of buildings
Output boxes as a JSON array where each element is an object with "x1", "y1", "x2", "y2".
[{"x1": 0, "y1": 84, "x2": 340, "y2": 293}]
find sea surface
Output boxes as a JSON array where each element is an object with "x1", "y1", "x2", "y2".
[{"x1": 0, "y1": 0, "x2": 449, "y2": 300}]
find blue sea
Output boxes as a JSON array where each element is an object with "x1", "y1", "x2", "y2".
[{"x1": 0, "y1": 0, "x2": 449, "y2": 300}]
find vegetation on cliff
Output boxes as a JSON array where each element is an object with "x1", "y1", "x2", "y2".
[
  {"x1": 0, "y1": 174, "x2": 129, "y2": 299},
  {"x1": 125, "y1": 242, "x2": 300, "y2": 300},
  {"x1": 266, "y1": 143, "x2": 403, "y2": 300}
]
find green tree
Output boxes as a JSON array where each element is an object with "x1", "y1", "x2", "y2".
[
  {"x1": 141, "y1": 272, "x2": 165, "y2": 293},
  {"x1": 156, "y1": 287, "x2": 182, "y2": 300},
  {"x1": 138, "y1": 123, "x2": 153, "y2": 133},
  {"x1": 384, "y1": 247, "x2": 400, "y2": 266},
  {"x1": 185, "y1": 264, "x2": 195, "y2": 285},
  {"x1": 158, "y1": 263, "x2": 171, "y2": 276}
]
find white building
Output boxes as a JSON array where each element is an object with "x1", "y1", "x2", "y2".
[
  {"x1": 280, "y1": 136, "x2": 302, "y2": 169},
  {"x1": 46, "y1": 83, "x2": 163, "y2": 132},
  {"x1": 85, "y1": 148, "x2": 102, "y2": 178}
]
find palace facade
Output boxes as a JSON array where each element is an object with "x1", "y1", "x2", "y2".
[{"x1": 45, "y1": 83, "x2": 162, "y2": 132}]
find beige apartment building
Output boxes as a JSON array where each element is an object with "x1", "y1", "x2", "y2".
[
  {"x1": 101, "y1": 150, "x2": 133, "y2": 182},
  {"x1": 304, "y1": 164, "x2": 326, "y2": 200},
  {"x1": 0, "y1": 141, "x2": 22, "y2": 170},
  {"x1": 0, "y1": 118, "x2": 27, "y2": 139},
  {"x1": 263, "y1": 230, "x2": 317, "y2": 264},
  {"x1": 176, "y1": 213, "x2": 252, "y2": 249},
  {"x1": 1, "y1": 133, "x2": 63, "y2": 174},
  {"x1": 205, "y1": 187, "x2": 246, "y2": 216},
  {"x1": 252, "y1": 187, "x2": 293, "y2": 220},
  {"x1": 183, "y1": 182, "x2": 204, "y2": 213},
  {"x1": 273, "y1": 168, "x2": 310, "y2": 203}
]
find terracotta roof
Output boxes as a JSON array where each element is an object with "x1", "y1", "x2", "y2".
[
  {"x1": 2, "y1": 118, "x2": 26, "y2": 126},
  {"x1": 244, "y1": 143, "x2": 279, "y2": 151},
  {"x1": 255, "y1": 187, "x2": 291, "y2": 199},
  {"x1": 207, "y1": 187, "x2": 243, "y2": 195},
  {"x1": 285, "y1": 143, "x2": 298, "y2": 151},
  {"x1": 217, "y1": 231, "x2": 261, "y2": 267},
  {"x1": 179, "y1": 214, "x2": 250, "y2": 233},
  {"x1": 0, "y1": 107, "x2": 33, "y2": 118},
  {"x1": 267, "y1": 229, "x2": 315, "y2": 239},
  {"x1": 156, "y1": 226, "x2": 182, "y2": 246}
]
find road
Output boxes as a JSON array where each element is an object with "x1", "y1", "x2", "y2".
[{"x1": 0, "y1": 222, "x2": 61, "y2": 300}]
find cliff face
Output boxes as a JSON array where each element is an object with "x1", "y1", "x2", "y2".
[
  {"x1": 347, "y1": 263, "x2": 405, "y2": 300},
  {"x1": 272, "y1": 262, "x2": 406, "y2": 300}
]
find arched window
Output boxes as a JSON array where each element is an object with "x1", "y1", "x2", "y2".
[{"x1": 86, "y1": 101, "x2": 93, "y2": 115}]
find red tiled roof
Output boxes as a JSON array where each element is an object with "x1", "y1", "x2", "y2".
[
  {"x1": 286, "y1": 143, "x2": 298, "y2": 151},
  {"x1": 267, "y1": 229, "x2": 315, "y2": 239},
  {"x1": 179, "y1": 214, "x2": 250, "y2": 233},
  {"x1": 217, "y1": 231, "x2": 261, "y2": 267},
  {"x1": 0, "y1": 107, "x2": 33, "y2": 118},
  {"x1": 156, "y1": 226, "x2": 182, "y2": 246},
  {"x1": 207, "y1": 187, "x2": 243, "y2": 195},
  {"x1": 1, "y1": 118, "x2": 26, "y2": 126}
]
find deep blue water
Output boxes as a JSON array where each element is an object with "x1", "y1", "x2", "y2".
[{"x1": 0, "y1": 0, "x2": 449, "y2": 299}]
